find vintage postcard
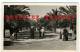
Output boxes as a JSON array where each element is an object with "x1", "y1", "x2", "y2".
[{"x1": 2, "y1": 2, "x2": 78, "y2": 52}]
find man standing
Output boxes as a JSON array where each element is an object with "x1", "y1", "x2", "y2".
[
  {"x1": 30, "y1": 26, "x2": 35, "y2": 39},
  {"x1": 40, "y1": 27, "x2": 45, "y2": 38},
  {"x1": 63, "y1": 28, "x2": 68, "y2": 41},
  {"x1": 38, "y1": 27, "x2": 41, "y2": 38}
]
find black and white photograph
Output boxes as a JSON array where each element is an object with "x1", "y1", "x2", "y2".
[{"x1": 4, "y1": 3, "x2": 77, "y2": 50}]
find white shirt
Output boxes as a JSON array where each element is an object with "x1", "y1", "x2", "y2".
[{"x1": 41, "y1": 28, "x2": 44, "y2": 32}]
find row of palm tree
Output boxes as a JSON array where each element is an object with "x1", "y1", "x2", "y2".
[
  {"x1": 4, "y1": 5, "x2": 76, "y2": 33},
  {"x1": 4, "y1": 5, "x2": 31, "y2": 30},
  {"x1": 39, "y1": 6, "x2": 76, "y2": 32}
]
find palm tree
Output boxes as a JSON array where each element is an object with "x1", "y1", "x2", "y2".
[
  {"x1": 59, "y1": 6, "x2": 76, "y2": 29},
  {"x1": 59, "y1": 6, "x2": 76, "y2": 40},
  {"x1": 4, "y1": 5, "x2": 31, "y2": 31},
  {"x1": 5, "y1": 5, "x2": 30, "y2": 15},
  {"x1": 59, "y1": 6, "x2": 76, "y2": 15},
  {"x1": 47, "y1": 8, "x2": 59, "y2": 32},
  {"x1": 39, "y1": 17, "x2": 48, "y2": 27}
]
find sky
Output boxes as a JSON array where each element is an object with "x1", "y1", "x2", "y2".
[{"x1": 28, "y1": 6, "x2": 62, "y2": 18}]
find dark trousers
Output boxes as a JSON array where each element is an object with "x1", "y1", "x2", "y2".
[
  {"x1": 60, "y1": 32, "x2": 62, "y2": 39},
  {"x1": 63, "y1": 35, "x2": 68, "y2": 41},
  {"x1": 39, "y1": 31, "x2": 41, "y2": 37},
  {"x1": 31, "y1": 33, "x2": 34, "y2": 39}
]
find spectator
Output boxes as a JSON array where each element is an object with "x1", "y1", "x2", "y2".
[
  {"x1": 60, "y1": 31, "x2": 62, "y2": 39},
  {"x1": 63, "y1": 28, "x2": 68, "y2": 41},
  {"x1": 40, "y1": 27, "x2": 45, "y2": 38},
  {"x1": 30, "y1": 26, "x2": 35, "y2": 39},
  {"x1": 38, "y1": 26, "x2": 41, "y2": 38}
]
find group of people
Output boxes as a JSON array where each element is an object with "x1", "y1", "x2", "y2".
[
  {"x1": 63, "y1": 28, "x2": 69, "y2": 41},
  {"x1": 60, "y1": 27, "x2": 76, "y2": 41},
  {"x1": 30, "y1": 26, "x2": 45, "y2": 39},
  {"x1": 6, "y1": 22, "x2": 76, "y2": 40}
]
